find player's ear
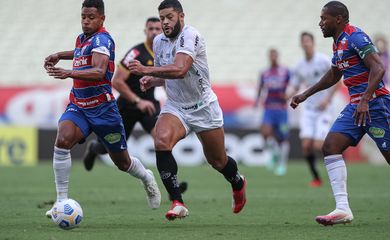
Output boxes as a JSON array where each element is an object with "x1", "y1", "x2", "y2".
[{"x1": 179, "y1": 12, "x2": 185, "y2": 19}]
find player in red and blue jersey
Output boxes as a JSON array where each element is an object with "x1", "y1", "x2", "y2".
[
  {"x1": 291, "y1": 1, "x2": 389, "y2": 226},
  {"x1": 254, "y1": 48, "x2": 290, "y2": 176},
  {"x1": 43, "y1": 0, "x2": 161, "y2": 219}
]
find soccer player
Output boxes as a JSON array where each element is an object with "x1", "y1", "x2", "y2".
[
  {"x1": 43, "y1": 0, "x2": 161, "y2": 217},
  {"x1": 83, "y1": 16, "x2": 188, "y2": 195},
  {"x1": 254, "y1": 49, "x2": 290, "y2": 176},
  {"x1": 291, "y1": 1, "x2": 390, "y2": 226},
  {"x1": 288, "y1": 32, "x2": 340, "y2": 187},
  {"x1": 127, "y1": 0, "x2": 247, "y2": 220}
]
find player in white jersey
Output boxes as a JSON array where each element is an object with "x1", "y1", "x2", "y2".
[
  {"x1": 126, "y1": 0, "x2": 247, "y2": 221},
  {"x1": 288, "y1": 32, "x2": 340, "y2": 187}
]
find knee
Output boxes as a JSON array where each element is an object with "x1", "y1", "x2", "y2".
[
  {"x1": 207, "y1": 155, "x2": 228, "y2": 171},
  {"x1": 321, "y1": 140, "x2": 338, "y2": 156},
  {"x1": 301, "y1": 143, "x2": 312, "y2": 155},
  {"x1": 114, "y1": 161, "x2": 130, "y2": 172},
  {"x1": 154, "y1": 134, "x2": 174, "y2": 151},
  {"x1": 55, "y1": 134, "x2": 74, "y2": 149}
]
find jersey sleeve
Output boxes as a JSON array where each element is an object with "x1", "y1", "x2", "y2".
[
  {"x1": 349, "y1": 32, "x2": 378, "y2": 60},
  {"x1": 120, "y1": 48, "x2": 140, "y2": 68},
  {"x1": 91, "y1": 34, "x2": 112, "y2": 57},
  {"x1": 176, "y1": 28, "x2": 199, "y2": 60}
]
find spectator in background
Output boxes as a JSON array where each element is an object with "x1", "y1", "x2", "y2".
[
  {"x1": 254, "y1": 48, "x2": 290, "y2": 176},
  {"x1": 374, "y1": 35, "x2": 389, "y2": 85}
]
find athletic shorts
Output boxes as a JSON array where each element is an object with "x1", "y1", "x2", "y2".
[
  {"x1": 330, "y1": 96, "x2": 390, "y2": 151},
  {"x1": 299, "y1": 107, "x2": 332, "y2": 140},
  {"x1": 59, "y1": 103, "x2": 127, "y2": 153},
  {"x1": 261, "y1": 108, "x2": 289, "y2": 141},
  {"x1": 160, "y1": 100, "x2": 224, "y2": 135},
  {"x1": 118, "y1": 101, "x2": 160, "y2": 138}
]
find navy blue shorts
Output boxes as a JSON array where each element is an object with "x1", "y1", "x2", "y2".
[
  {"x1": 330, "y1": 96, "x2": 390, "y2": 151},
  {"x1": 59, "y1": 103, "x2": 127, "y2": 153},
  {"x1": 262, "y1": 108, "x2": 289, "y2": 141}
]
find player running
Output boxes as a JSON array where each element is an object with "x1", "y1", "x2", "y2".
[
  {"x1": 127, "y1": 0, "x2": 247, "y2": 220},
  {"x1": 43, "y1": 0, "x2": 161, "y2": 218},
  {"x1": 254, "y1": 48, "x2": 290, "y2": 176},
  {"x1": 291, "y1": 1, "x2": 390, "y2": 226},
  {"x1": 288, "y1": 32, "x2": 340, "y2": 187},
  {"x1": 83, "y1": 16, "x2": 188, "y2": 196}
]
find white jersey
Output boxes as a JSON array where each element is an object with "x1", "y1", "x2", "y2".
[
  {"x1": 291, "y1": 52, "x2": 331, "y2": 109},
  {"x1": 153, "y1": 25, "x2": 217, "y2": 111}
]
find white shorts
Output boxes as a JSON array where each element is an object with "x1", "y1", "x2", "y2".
[
  {"x1": 299, "y1": 107, "x2": 332, "y2": 140},
  {"x1": 160, "y1": 100, "x2": 224, "y2": 135}
]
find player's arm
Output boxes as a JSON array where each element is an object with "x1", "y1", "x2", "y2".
[
  {"x1": 290, "y1": 66, "x2": 342, "y2": 109},
  {"x1": 254, "y1": 74, "x2": 264, "y2": 107},
  {"x1": 127, "y1": 53, "x2": 193, "y2": 79},
  {"x1": 44, "y1": 50, "x2": 74, "y2": 69},
  {"x1": 112, "y1": 65, "x2": 156, "y2": 115},
  {"x1": 47, "y1": 52, "x2": 108, "y2": 81}
]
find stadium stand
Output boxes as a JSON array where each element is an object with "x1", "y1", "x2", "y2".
[{"x1": 0, "y1": 0, "x2": 388, "y2": 85}]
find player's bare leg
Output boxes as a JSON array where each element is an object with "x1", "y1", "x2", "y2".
[
  {"x1": 46, "y1": 120, "x2": 84, "y2": 218},
  {"x1": 315, "y1": 132, "x2": 354, "y2": 226},
  {"x1": 109, "y1": 150, "x2": 161, "y2": 209},
  {"x1": 197, "y1": 128, "x2": 246, "y2": 214},
  {"x1": 153, "y1": 114, "x2": 188, "y2": 220}
]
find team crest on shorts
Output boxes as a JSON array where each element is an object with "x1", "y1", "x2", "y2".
[
  {"x1": 369, "y1": 127, "x2": 385, "y2": 138},
  {"x1": 104, "y1": 133, "x2": 121, "y2": 144}
]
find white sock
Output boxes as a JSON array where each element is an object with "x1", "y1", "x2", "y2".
[
  {"x1": 53, "y1": 147, "x2": 71, "y2": 201},
  {"x1": 127, "y1": 156, "x2": 153, "y2": 184},
  {"x1": 279, "y1": 141, "x2": 289, "y2": 166},
  {"x1": 324, "y1": 154, "x2": 350, "y2": 211}
]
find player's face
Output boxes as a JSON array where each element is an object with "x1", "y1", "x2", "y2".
[
  {"x1": 159, "y1": 8, "x2": 184, "y2": 38},
  {"x1": 269, "y1": 50, "x2": 278, "y2": 65},
  {"x1": 301, "y1": 35, "x2": 314, "y2": 54},
  {"x1": 81, "y1": 7, "x2": 105, "y2": 36},
  {"x1": 145, "y1": 21, "x2": 162, "y2": 43},
  {"x1": 319, "y1": 8, "x2": 337, "y2": 38}
]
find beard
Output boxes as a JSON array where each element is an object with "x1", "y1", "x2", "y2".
[{"x1": 165, "y1": 20, "x2": 182, "y2": 38}]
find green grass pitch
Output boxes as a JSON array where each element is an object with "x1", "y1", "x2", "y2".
[{"x1": 0, "y1": 162, "x2": 389, "y2": 240}]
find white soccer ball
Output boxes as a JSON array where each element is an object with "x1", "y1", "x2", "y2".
[{"x1": 51, "y1": 199, "x2": 83, "y2": 230}]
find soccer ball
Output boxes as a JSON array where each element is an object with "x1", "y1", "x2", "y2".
[{"x1": 51, "y1": 199, "x2": 83, "y2": 230}]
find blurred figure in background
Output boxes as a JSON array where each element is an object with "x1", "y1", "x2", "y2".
[
  {"x1": 254, "y1": 48, "x2": 290, "y2": 176},
  {"x1": 374, "y1": 35, "x2": 389, "y2": 85},
  {"x1": 288, "y1": 32, "x2": 340, "y2": 187}
]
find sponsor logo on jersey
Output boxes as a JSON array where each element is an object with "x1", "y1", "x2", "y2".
[
  {"x1": 337, "y1": 60, "x2": 350, "y2": 70},
  {"x1": 73, "y1": 57, "x2": 89, "y2": 67},
  {"x1": 195, "y1": 35, "x2": 199, "y2": 47},
  {"x1": 180, "y1": 35, "x2": 184, "y2": 47},
  {"x1": 123, "y1": 49, "x2": 140, "y2": 64},
  {"x1": 104, "y1": 133, "x2": 122, "y2": 144},
  {"x1": 369, "y1": 127, "x2": 385, "y2": 138}
]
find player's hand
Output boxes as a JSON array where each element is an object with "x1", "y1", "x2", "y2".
[
  {"x1": 136, "y1": 100, "x2": 156, "y2": 116},
  {"x1": 127, "y1": 60, "x2": 146, "y2": 75},
  {"x1": 44, "y1": 53, "x2": 60, "y2": 70},
  {"x1": 353, "y1": 99, "x2": 371, "y2": 126},
  {"x1": 139, "y1": 76, "x2": 155, "y2": 92},
  {"x1": 47, "y1": 67, "x2": 72, "y2": 79},
  {"x1": 290, "y1": 93, "x2": 307, "y2": 109}
]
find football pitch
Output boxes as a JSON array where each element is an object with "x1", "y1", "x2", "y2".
[{"x1": 1, "y1": 162, "x2": 389, "y2": 240}]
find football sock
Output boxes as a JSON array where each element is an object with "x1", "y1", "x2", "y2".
[
  {"x1": 91, "y1": 140, "x2": 108, "y2": 154},
  {"x1": 156, "y1": 151, "x2": 183, "y2": 203},
  {"x1": 219, "y1": 156, "x2": 243, "y2": 191},
  {"x1": 126, "y1": 156, "x2": 153, "y2": 184},
  {"x1": 279, "y1": 141, "x2": 289, "y2": 167},
  {"x1": 53, "y1": 147, "x2": 71, "y2": 201},
  {"x1": 324, "y1": 154, "x2": 350, "y2": 211},
  {"x1": 306, "y1": 153, "x2": 320, "y2": 180}
]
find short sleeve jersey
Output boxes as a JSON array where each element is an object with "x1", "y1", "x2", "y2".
[
  {"x1": 71, "y1": 27, "x2": 116, "y2": 117},
  {"x1": 153, "y1": 25, "x2": 217, "y2": 110},
  {"x1": 331, "y1": 24, "x2": 389, "y2": 103},
  {"x1": 117, "y1": 42, "x2": 157, "y2": 108},
  {"x1": 259, "y1": 66, "x2": 290, "y2": 109},
  {"x1": 291, "y1": 52, "x2": 331, "y2": 108}
]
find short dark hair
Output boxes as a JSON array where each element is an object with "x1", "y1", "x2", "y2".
[
  {"x1": 146, "y1": 17, "x2": 160, "y2": 25},
  {"x1": 82, "y1": 0, "x2": 105, "y2": 15},
  {"x1": 324, "y1": 1, "x2": 349, "y2": 23},
  {"x1": 158, "y1": 0, "x2": 183, "y2": 13},
  {"x1": 301, "y1": 32, "x2": 314, "y2": 42}
]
